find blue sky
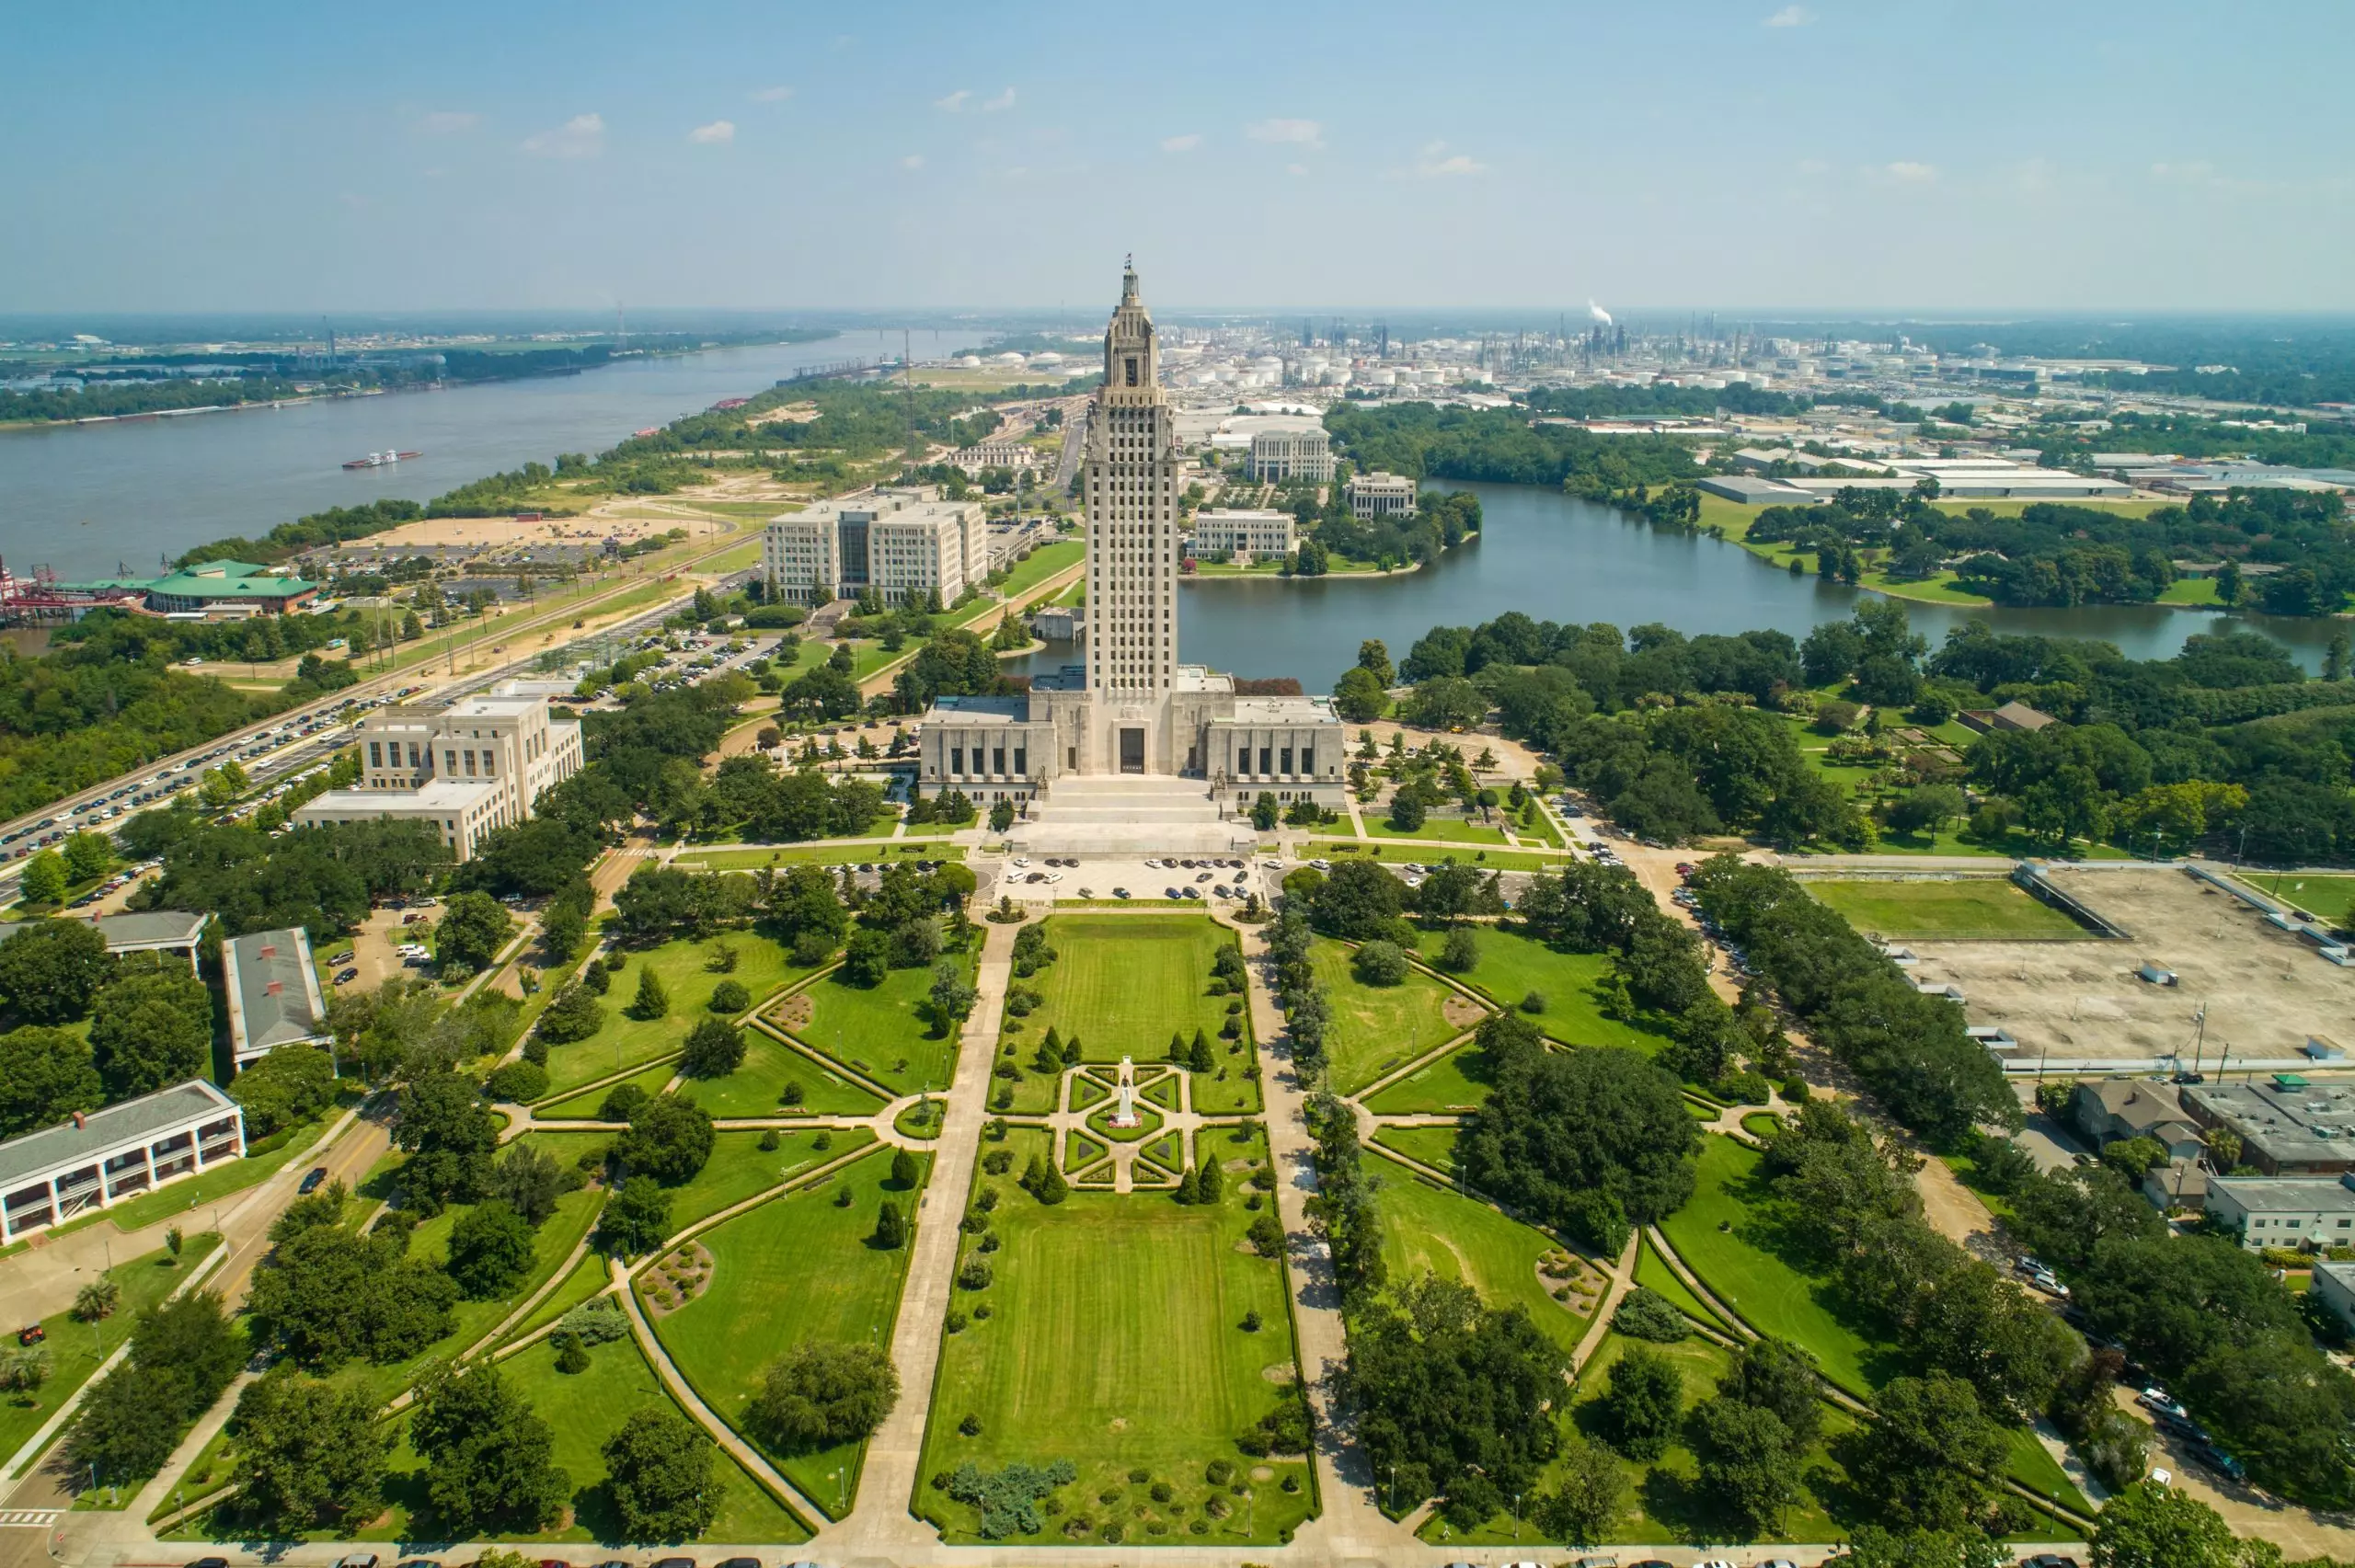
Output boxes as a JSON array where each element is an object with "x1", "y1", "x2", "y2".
[{"x1": 6, "y1": 0, "x2": 2349, "y2": 314}]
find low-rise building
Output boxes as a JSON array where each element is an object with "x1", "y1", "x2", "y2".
[
  {"x1": 1958, "y1": 701, "x2": 2057, "y2": 735},
  {"x1": 2312, "y1": 1261, "x2": 2355, "y2": 1333},
  {"x1": 0, "y1": 910, "x2": 210, "y2": 971},
  {"x1": 2071, "y1": 1079, "x2": 2206, "y2": 1162},
  {"x1": 948, "y1": 439, "x2": 1040, "y2": 475},
  {"x1": 223, "y1": 927, "x2": 330, "y2": 1066},
  {"x1": 290, "y1": 689, "x2": 585, "y2": 861},
  {"x1": 1246, "y1": 426, "x2": 1332, "y2": 484},
  {"x1": 1190, "y1": 508, "x2": 1296, "y2": 562},
  {"x1": 1344, "y1": 471, "x2": 1418, "y2": 521},
  {"x1": 0, "y1": 1081, "x2": 244, "y2": 1242},
  {"x1": 2206, "y1": 1173, "x2": 2355, "y2": 1251},
  {"x1": 2180, "y1": 1081, "x2": 2355, "y2": 1176},
  {"x1": 764, "y1": 486, "x2": 990, "y2": 607},
  {"x1": 141, "y1": 560, "x2": 322, "y2": 617}
]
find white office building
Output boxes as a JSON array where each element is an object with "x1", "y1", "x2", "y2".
[
  {"x1": 763, "y1": 487, "x2": 989, "y2": 607},
  {"x1": 1190, "y1": 508, "x2": 1296, "y2": 563},
  {"x1": 1247, "y1": 426, "x2": 1334, "y2": 484},
  {"x1": 292, "y1": 689, "x2": 585, "y2": 861},
  {"x1": 2207, "y1": 1174, "x2": 2355, "y2": 1252},
  {"x1": 1346, "y1": 470, "x2": 1419, "y2": 521},
  {"x1": 915, "y1": 263, "x2": 1344, "y2": 844},
  {"x1": 948, "y1": 439, "x2": 1040, "y2": 475},
  {"x1": 0, "y1": 1082, "x2": 244, "y2": 1243}
]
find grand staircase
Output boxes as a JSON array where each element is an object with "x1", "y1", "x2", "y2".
[{"x1": 1005, "y1": 775, "x2": 1253, "y2": 854}]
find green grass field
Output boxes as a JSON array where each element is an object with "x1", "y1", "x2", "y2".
[
  {"x1": 0, "y1": 1234, "x2": 220, "y2": 1464},
  {"x1": 502, "y1": 1248, "x2": 613, "y2": 1346},
  {"x1": 1370, "y1": 1157, "x2": 1594, "y2": 1352},
  {"x1": 1362, "y1": 815, "x2": 1511, "y2": 845},
  {"x1": 1368, "y1": 1122, "x2": 1461, "y2": 1172},
  {"x1": 363, "y1": 1333, "x2": 809, "y2": 1544},
  {"x1": 1305, "y1": 840, "x2": 1571, "y2": 873},
  {"x1": 665, "y1": 1127, "x2": 871, "y2": 1232},
  {"x1": 917, "y1": 1127, "x2": 1313, "y2": 1545},
  {"x1": 537, "y1": 1061, "x2": 677, "y2": 1121},
  {"x1": 654, "y1": 1147, "x2": 925, "y2": 1514},
  {"x1": 1311, "y1": 938, "x2": 1473, "y2": 1094},
  {"x1": 788, "y1": 951, "x2": 974, "y2": 1095},
  {"x1": 540, "y1": 935, "x2": 819, "y2": 1098},
  {"x1": 683, "y1": 1029, "x2": 890, "y2": 1119},
  {"x1": 1657, "y1": 1135, "x2": 1893, "y2": 1398},
  {"x1": 1025, "y1": 916, "x2": 1238, "y2": 1063},
  {"x1": 670, "y1": 842, "x2": 962, "y2": 872},
  {"x1": 2238, "y1": 871, "x2": 2355, "y2": 926},
  {"x1": 1632, "y1": 1235, "x2": 1729, "y2": 1333},
  {"x1": 1413, "y1": 926, "x2": 1671, "y2": 1051},
  {"x1": 1804, "y1": 877, "x2": 2097, "y2": 941},
  {"x1": 1361, "y1": 1037, "x2": 1496, "y2": 1115}
]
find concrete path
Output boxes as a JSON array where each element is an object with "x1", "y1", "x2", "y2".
[{"x1": 823, "y1": 917, "x2": 1011, "y2": 1552}]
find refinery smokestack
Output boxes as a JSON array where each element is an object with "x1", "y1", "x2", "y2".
[{"x1": 1588, "y1": 300, "x2": 1614, "y2": 326}]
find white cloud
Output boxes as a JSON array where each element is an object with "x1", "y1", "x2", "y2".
[
  {"x1": 980, "y1": 86, "x2": 1017, "y2": 112},
  {"x1": 934, "y1": 89, "x2": 971, "y2": 112},
  {"x1": 1248, "y1": 118, "x2": 1324, "y2": 150},
  {"x1": 1160, "y1": 133, "x2": 1202, "y2": 154},
  {"x1": 1407, "y1": 140, "x2": 1486, "y2": 177},
  {"x1": 415, "y1": 109, "x2": 479, "y2": 135},
  {"x1": 1763, "y1": 5, "x2": 1814, "y2": 26},
  {"x1": 522, "y1": 112, "x2": 603, "y2": 159},
  {"x1": 900, "y1": 154, "x2": 925, "y2": 170},
  {"x1": 750, "y1": 86, "x2": 794, "y2": 103},
  {"x1": 1286, "y1": 162, "x2": 1308, "y2": 177},
  {"x1": 689, "y1": 120, "x2": 735, "y2": 145},
  {"x1": 1883, "y1": 160, "x2": 1936, "y2": 182}
]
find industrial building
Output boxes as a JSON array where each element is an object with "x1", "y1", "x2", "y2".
[
  {"x1": 2179, "y1": 1079, "x2": 2355, "y2": 1177},
  {"x1": 0, "y1": 1081, "x2": 244, "y2": 1243},
  {"x1": 291, "y1": 688, "x2": 585, "y2": 861},
  {"x1": 762, "y1": 486, "x2": 990, "y2": 607}
]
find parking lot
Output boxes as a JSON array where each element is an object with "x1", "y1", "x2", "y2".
[{"x1": 981, "y1": 853, "x2": 1270, "y2": 907}]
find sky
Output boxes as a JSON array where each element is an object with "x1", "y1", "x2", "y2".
[{"x1": 5, "y1": 0, "x2": 2352, "y2": 315}]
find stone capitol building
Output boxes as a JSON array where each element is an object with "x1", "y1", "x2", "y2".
[{"x1": 916, "y1": 262, "x2": 1344, "y2": 851}]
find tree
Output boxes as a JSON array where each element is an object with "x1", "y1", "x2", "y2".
[
  {"x1": 89, "y1": 960, "x2": 214, "y2": 1098},
  {"x1": 248, "y1": 1227, "x2": 457, "y2": 1369},
  {"x1": 228, "y1": 1371, "x2": 390, "y2": 1530},
  {"x1": 615, "y1": 1094, "x2": 715, "y2": 1185},
  {"x1": 68, "y1": 1364, "x2": 192, "y2": 1484},
  {"x1": 1306, "y1": 858, "x2": 1407, "y2": 940},
  {"x1": 872, "y1": 1198, "x2": 908, "y2": 1248},
  {"x1": 1357, "y1": 638, "x2": 1396, "y2": 687},
  {"x1": 747, "y1": 1341, "x2": 902, "y2": 1451},
  {"x1": 2086, "y1": 1480, "x2": 2243, "y2": 1568},
  {"x1": 396, "y1": 1070, "x2": 500, "y2": 1210},
  {"x1": 603, "y1": 1408, "x2": 718, "y2": 1542},
  {"x1": 928, "y1": 959, "x2": 977, "y2": 1026},
  {"x1": 227, "y1": 1046, "x2": 334, "y2": 1139},
  {"x1": 1719, "y1": 1335, "x2": 1823, "y2": 1448},
  {"x1": 1252, "y1": 791, "x2": 1280, "y2": 830},
  {"x1": 1600, "y1": 1344, "x2": 1683, "y2": 1460},
  {"x1": 709, "y1": 978, "x2": 751, "y2": 1013},
  {"x1": 680, "y1": 1014, "x2": 746, "y2": 1078},
  {"x1": 409, "y1": 1363, "x2": 570, "y2": 1538},
  {"x1": 1386, "y1": 789, "x2": 1427, "y2": 832},
  {"x1": 536, "y1": 980, "x2": 606, "y2": 1045},
  {"x1": 1351, "y1": 939, "x2": 1409, "y2": 986},
  {"x1": 1531, "y1": 1435, "x2": 1624, "y2": 1547},
  {"x1": 541, "y1": 900, "x2": 588, "y2": 965},
  {"x1": 73, "y1": 1278, "x2": 120, "y2": 1322},
  {"x1": 15, "y1": 845, "x2": 74, "y2": 907},
  {"x1": 841, "y1": 929, "x2": 891, "y2": 988},
  {"x1": 1852, "y1": 1372, "x2": 2008, "y2": 1532},
  {"x1": 0, "y1": 1025, "x2": 101, "y2": 1137},
  {"x1": 0, "y1": 920, "x2": 110, "y2": 1023},
  {"x1": 1692, "y1": 1395, "x2": 1800, "y2": 1536},
  {"x1": 62, "y1": 830, "x2": 111, "y2": 884},
  {"x1": 1403, "y1": 675, "x2": 1488, "y2": 730},
  {"x1": 1333, "y1": 665, "x2": 1388, "y2": 723},
  {"x1": 989, "y1": 799, "x2": 1016, "y2": 833},
  {"x1": 434, "y1": 891, "x2": 515, "y2": 975},
  {"x1": 630, "y1": 964, "x2": 671, "y2": 1020},
  {"x1": 598, "y1": 1175, "x2": 672, "y2": 1255},
  {"x1": 489, "y1": 1142, "x2": 571, "y2": 1227},
  {"x1": 446, "y1": 1200, "x2": 536, "y2": 1299}
]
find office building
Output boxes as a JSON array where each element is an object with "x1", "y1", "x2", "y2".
[
  {"x1": 1345, "y1": 471, "x2": 1419, "y2": 521},
  {"x1": 1247, "y1": 426, "x2": 1333, "y2": 484},
  {"x1": 2206, "y1": 1174, "x2": 2355, "y2": 1252},
  {"x1": 2180, "y1": 1080, "x2": 2355, "y2": 1176},
  {"x1": 1190, "y1": 508, "x2": 1296, "y2": 563},
  {"x1": 222, "y1": 927, "x2": 331, "y2": 1066},
  {"x1": 0, "y1": 1081, "x2": 244, "y2": 1242},
  {"x1": 763, "y1": 487, "x2": 989, "y2": 607},
  {"x1": 291, "y1": 688, "x2": 585, "y2": 861}
]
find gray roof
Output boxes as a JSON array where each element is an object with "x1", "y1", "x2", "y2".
[
  {"x1": 93, "y1": 910, "x2": 210, "y2": 948},
  {"x1": 2211, "y1": 1175, "x2": 2355, "y2": 1215},
  {"x1": 0, "y1": 1080, "x2": 237, "y2": 1189},
  {"x1": 2184, "y1": 1081, "x2": 2355, "y2": 1169},
  {"x1": 223, "y1": 927, "x2": 327, "y2": 1055}
]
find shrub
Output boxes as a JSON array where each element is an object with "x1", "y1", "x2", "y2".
[
  {"x1": 1612, "y1": 1287, "x2": 1691, "y2": 1343},
  {"x1": 598, "y1": 1082, "x2": 650, "y2": 1123},
  {"x1": 1519, "y1": 989, "x2": 1547, "y2": 1014},
  {"x1": 1350, "y1": 940, "x2": 1409, "y2": 987},
  {"x1": 482, "y1": 1060, "x2": 547, "y2": 1103},
  {"x1": 709, "y1": 979, "x2": 751, "y2": 1013}
]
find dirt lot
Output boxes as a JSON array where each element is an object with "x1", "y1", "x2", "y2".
[{"x1": 1903, "y1": 865, "x2": 2355, "y2": 1071}]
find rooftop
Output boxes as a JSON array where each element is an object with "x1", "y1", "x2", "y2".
[
  {"x1": 2211, "y1": 1175, "x2": 2355, "y2": 1214},
  {"x1": 223, "y1": 927, "x2": 328, "y2": 1056},
  {"x1": 0, "y1": 1080, "x2": 238, "y2": 1189}
]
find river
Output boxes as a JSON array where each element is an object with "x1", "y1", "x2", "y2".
[
  {"x1": 0, "y1": 329, "x2": 962, "y2": 580},
  {"x1": 1005, "y1": 479, "x2": 2340, "y2": 683}
]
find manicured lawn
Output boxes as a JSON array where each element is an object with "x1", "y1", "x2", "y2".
[
  {"x1": 917, "y1": 1127, "x2": 1313, "y2": 1545},
  {"x1": 788, "y1": 950, "x2": 974, "y2": 1096},
  {"x1": 0, "y1": 1234, "x2": 220, "y2": 1465},
  {"x1": 1311, "y1": 938, "x2": 1469, "y2": 1094},
  {"x1": 502, "y1": 1248, "x2": 613, "y2": 1346},
  {"x1": 653, "y1": 1147, "x2": 925, "y2": 1515},
  {"x1": 982, "y1": 538, "x2": 1085, "y2": 606},
  {"x1": 1363, "y1": 1038, "x2": 1497, "y2": 1114},
  {"x1": 1633, "y1": 1235, "x2": 1729, "y2": 1333},
  {"x1": 538, "y1": 1061, "x2": 677, "y2": 1121},
  {"x1": 366, "y1": 1334, "x2": 808, "y2": 1544},
  {"x1": 672, "y1": 842, "x2": 961, "y2": 870},
  {"x1": 1367, "y1": 1122, "x2": 1461, "y2": 1173},
  {"x1": 666, "y1": 1127, "x2": 871, "y2": 1232},
  {"x1": 1414, "y1": 925, "x2": 1669, "y2": 1051},
  {"x1": 2238, "y1": 871, "x2": 2355, "y2": 926},
  {"x1": 1363, "y1": 815, "x2": 1511, "y2": 845},
  {"x1": 1805, "y1": 877, "x2": 2097, "y2": 941},
  {"x1": 684, "y1": 1030, "x2": 890, "y2": 1119},
  {"x1": 1369, "y1": 1158, "x2": 1594, "y2": 1352},
  {"x1": 1308, "y1": 839, "x2": 1570, "y2": 873},
  {"x1": 541, "y1": 935, "x2": 819, "y2": 1098},
  {"x1": 1024, "y1": 915, "x2": 1238, "y2": 1064},
  {"x1": 1657, "y1": 1135, "x2": 1895, "y2": 1398}
]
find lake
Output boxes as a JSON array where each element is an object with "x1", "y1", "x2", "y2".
[
  {"x1": 0, "y1": 328, "x2": 961, "y2": 580},
  {"x1": 1005, "y1": 479, "x2": 2339, "y2": 683}
]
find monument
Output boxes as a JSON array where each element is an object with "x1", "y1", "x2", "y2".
[
  {"x1": 1109, "y1": 1055, "x2": 1141, "y2": 1128},
  {"x1": 914, "y1": 260, "x2": 1347, "y2": 849}
]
